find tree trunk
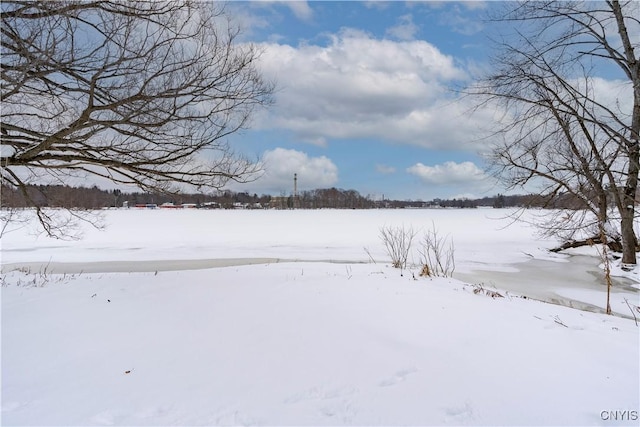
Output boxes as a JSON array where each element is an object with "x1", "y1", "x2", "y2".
[
  {"x1": 550, "y1": 236, "x2": 623, "y2": 253},
  {"x1": 612, "y1": 0, "x2": 639, "y2": 267},
  {"x1": 620, "y1": 48, "x2": 640, "y2": 266},
  {"x1": 620, "y1": 197, "x2": 638, "y2": 267},
  {"x1": 621, "y1": 84, "x2": 639, "y2": 266}
]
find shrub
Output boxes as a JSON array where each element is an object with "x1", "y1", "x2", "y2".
[
  {"x1": 418, "y1": 222, "x2": 455, "y2": 278},
  {"x1": 380, "y1": 224, "x2": 417, "y2": 270}
]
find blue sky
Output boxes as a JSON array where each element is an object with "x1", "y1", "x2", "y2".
[{"x1": 224, "y1": 1, "x2": 499, "y2": 200}]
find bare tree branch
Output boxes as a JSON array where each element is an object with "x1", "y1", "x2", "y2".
[
  {"x1": 1, "y1": 1, "x2": 273, "y2": 237},
  {"x1": 473, "y1": 0, "x2": 639, "y2": 266}
]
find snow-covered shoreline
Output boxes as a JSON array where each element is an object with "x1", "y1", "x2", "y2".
[{"x1": 2, "y1": 209, "x2": 639, "y2": 425}]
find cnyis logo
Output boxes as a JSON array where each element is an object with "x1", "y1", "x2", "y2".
[{"x1": 600, "y1": 410, "x2": 639, "y2": 421}]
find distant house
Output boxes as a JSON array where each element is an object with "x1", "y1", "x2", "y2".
[
  {"x1": 200, "y1": 202, "x2": 220, "y2": 209},
  {"x1": 159, "y1": 202, "x2": 198, "y2": 209},
  {"x1": 160, "y1": 202, "x2": 181, "y2": 209}
]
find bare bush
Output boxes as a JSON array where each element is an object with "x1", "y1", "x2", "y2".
[
  {"x1": 379, "y1": 225, "x2": 417, "y2": 270},
  {"x1": 418, "y1": 222, "x2": 455, "y2": 278},
  {"x1": 469, "y1": 283, "x2": 503, "y2": 299},
  {"x1": 1, "y1": 264, "x2": 79, "y2": 288}
]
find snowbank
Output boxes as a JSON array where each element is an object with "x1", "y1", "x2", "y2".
[
  {"x1": 2, "y1": 209, "x2": 638, "y2": 425},
  {"x1": 2, "y1": 264, "x2": 638, "y2": 425}
]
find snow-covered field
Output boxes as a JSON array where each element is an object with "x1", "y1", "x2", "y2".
[{"x1": 1, "y1": 208, "x2": 639, "y2": 425}]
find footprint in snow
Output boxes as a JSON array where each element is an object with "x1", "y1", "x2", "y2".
[
  {"x1": 1, "y1": 401, "x2": 25, "y2": 412},
  {"x1": 320, "y1": 399, "x2": 357, "y2": 423},
  {"x1": 378, "y1": 367, "x2": 418, "y2": 387},
  {"x1": 90, "y1": 410, "x2": 119, "y2": 425},
  {"x1": 213, "y1": 407, "x2": 261, "y2": 426},
  {"x1": 284, "y1": 385, "x2": 358, "y2": 404},
  {"x1": 443, "y1": 401, "x2": 477, "y2": 425}
]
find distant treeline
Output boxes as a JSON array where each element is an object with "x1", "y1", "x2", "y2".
[{"x1": 0, "y1": 184, "x2": 597, "y2": 210}]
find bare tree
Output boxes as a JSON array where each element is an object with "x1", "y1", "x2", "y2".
[
  {"x1": 1, "y1": 1, "x2": 273, "y2": 236},
  {"x1": 474, "y1": 1, "x2": 639, "y2": 267}
]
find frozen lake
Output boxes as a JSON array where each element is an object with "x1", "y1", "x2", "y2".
[
  {"x1": 2, "y1": 207, "x2": 638, "y2": 316},
  {"x1": 0, "y1": 207, "x2": 576, "y2": 269}
]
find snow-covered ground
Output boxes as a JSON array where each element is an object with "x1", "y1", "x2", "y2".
[{"x1": 2, "y1": 208, "x2": 639, "y2": 425}]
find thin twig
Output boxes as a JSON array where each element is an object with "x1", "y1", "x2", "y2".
[
  {"x1": 624, "y1": 298, "x2": 638, "y2": 327},
  {"x1": 363, "y1": 247, "x2": 376, "y2": 264},
  {"x1": 553, "y1": 315, "x2": 568, "y2": 328}
]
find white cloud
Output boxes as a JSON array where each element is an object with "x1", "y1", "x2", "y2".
[
  {"x1": 407, "y1": 161, "x2": 487, "y2": 184},
  {"x1": 242, "y1": 148, "x2": 338, "y2": 194},
  {"x1": 364, "y1": 1, "x2": 390, "y2": 11},
  {"x1": 376, "y1": 164, "x2": 396, "y2": 174},
  {"x1": 461, "y1": 1, "x2": 488, "y2": 11},
  {"x1": 252, "y1": 30, "x2": 487, "y2": 150},
  {"x1": 576, "y1": 77, "x2": 632, "y2": 116},
  {"x1": 405, "y1": 160, "x2": 499, "y2": 199},
  {"x1": 285, "y1": 1, "x2": 313, "y2": 21},
  {"x1": 229, "y1": 1, "x2": 313, "y2": 41},
  {"x1": 438, "y1": 5, "x2": 484, "y2": 35},
  {"x1": 385, "y1": 14, "x2": 419, "y2": 41}
]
